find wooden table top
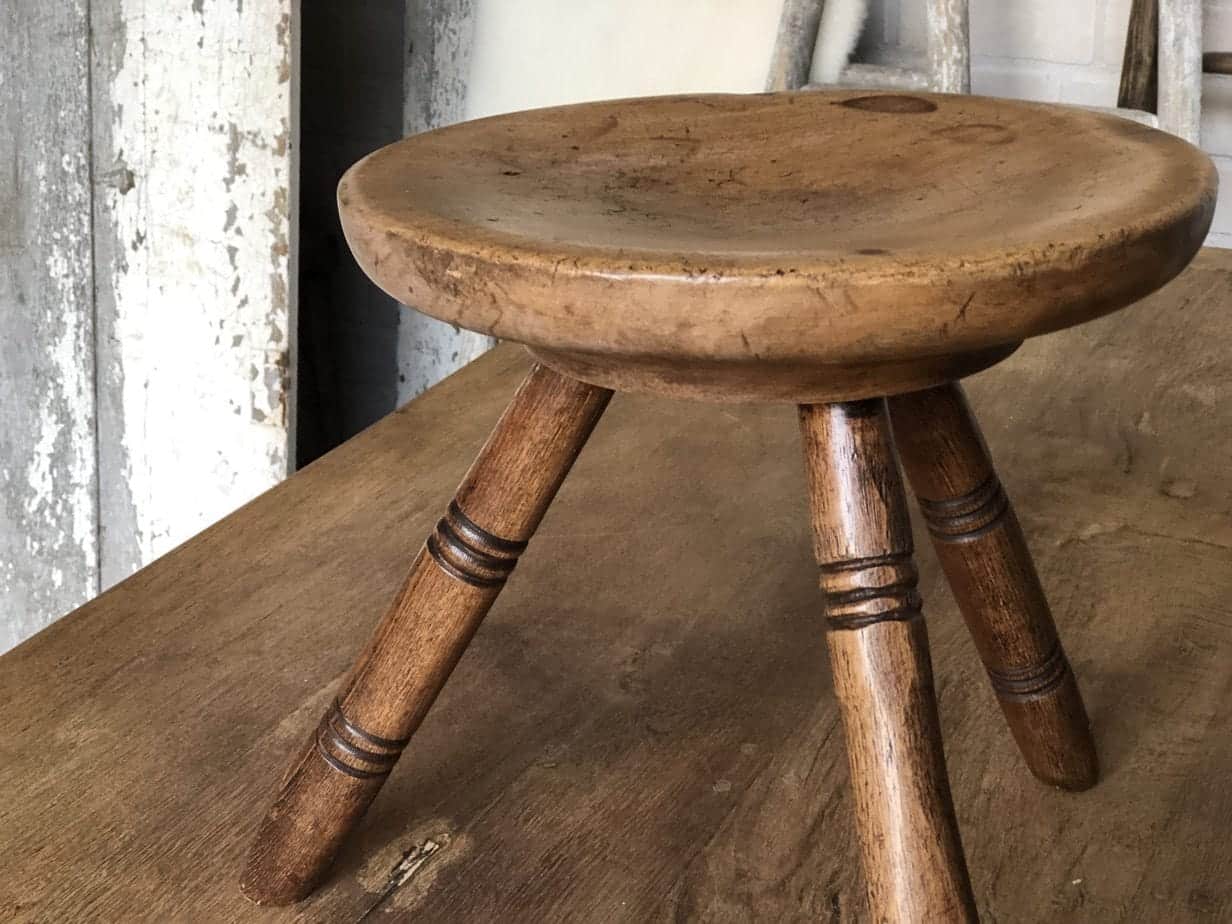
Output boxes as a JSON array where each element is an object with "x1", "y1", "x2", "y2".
[
  {"x1": 341, "y1": 90, "x2": 1216, "y2": 368},
  {"x1": 4, "y1": 250, "x2": 1232, "y2": 921}
]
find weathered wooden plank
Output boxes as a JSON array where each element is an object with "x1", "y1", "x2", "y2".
[
  {"x1": 90, "y1": 0, "x2": 297, "y2": 585},
  {"x1": 1084, "y1": 104, "x2": 1160, "y2": 128},
  {"x1": 769, "y1": 0, "x2": 826, "y2": 89},
  {"x1": 808, "y1": 0, "x2": 969, "y2": 96},
  {"x1": 0, "y1": 0, "x2": 98, "y2": 650},
  {"x1": 1118, "y1": 0, "x2": 1159, "y2": 113},
  {"x1": 926, "y1": 0, "x2": 969, "y2": 93},
  {"x1": 1204, "y1": 51, "x2": 1232, "y2": 76},
  {"x1": 1158, "y1": 0, "x2": 1202, "y2": 142},
  {"x1": 397, "y1": 0, "x2": 495, "y2": 404}
]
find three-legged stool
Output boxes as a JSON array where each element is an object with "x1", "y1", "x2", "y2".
[{"x1": 242, "y1": 91, "x2": 1215, "y2": 920}]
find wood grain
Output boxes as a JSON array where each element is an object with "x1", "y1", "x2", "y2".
[
  {"x1": 339, "y1": 90, "x2": 1215, "y2": 396},
  {"x1": 4, "y1": 253, "x2": 1232, "y2": 921},
  {"x1": 890, "y1": 383, "x2": 1098, "y2": 790},
  {"x1": 1204, "y1": 51, "x2": 1232, "y2": 75},
  {"x1": 242, "y1": 364, "x2": 611, "y2": 904},
  {"x1": 1118, "y1": 0, "x2": 1158, "y2": 112},
  {"x1": 799, "y1": 400, "x2": 977, "y2": 922}
]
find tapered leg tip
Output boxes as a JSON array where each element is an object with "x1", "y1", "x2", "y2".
[
  {"x1": 240, "y1": 832, "x2": 326, "y2": 906},
  {"x1": 1019, "y1": 722, "x2": 1099, "y2": 792},
  {"x1": 238, "y1": 798, "x2": 359, "y2": 906},
  {"x1": 1001, "y1": 667, "x2": 1099, "y2": 793},
  {"x1": 239, "y1": 864, "x2": 316, "y2": 906},
  {"x1": 1034, "y1": 748, "x2": 1099, "y2": 792}
]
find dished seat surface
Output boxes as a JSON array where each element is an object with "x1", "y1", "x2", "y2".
[{"x1": 339, "y1": 90, "x2": 1215, "y2": 367}]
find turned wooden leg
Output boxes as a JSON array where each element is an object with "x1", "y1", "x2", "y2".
[
  {"x1": 241, "y1": 365, "x2": 612, "y2": 905},
  {"x1": 799, "y1": 400, "x2": 978, "y2": 924},
  {"x1": 888, "y1": 383, "x2": 1098, "y2": 791}
]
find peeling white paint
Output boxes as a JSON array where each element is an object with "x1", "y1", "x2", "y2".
[
  {"x1": 5, "y1": 0, "x2": 295, "y2": 649},
  {"x1": 0, "y1": 0, "x2": 98, "y2": 651},
  {"x1": 25, "y1": 150, "x2": 98, "y2": 594},
  {"x1": 95, "y1": 0, "x2": 296, "y2": 571}
]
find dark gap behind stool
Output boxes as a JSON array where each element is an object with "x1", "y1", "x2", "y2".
[{"x1": 297, "y1": 2, "x2": 405, "y2": 468}]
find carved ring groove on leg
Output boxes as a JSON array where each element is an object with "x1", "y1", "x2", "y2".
[
  {"x1": 889, "y1": 382, "x2": 1099, "y2": 793},
  {"x1": 820, "y1": 552, "x2": 924, "y2": 631},
  {"x1": 917, "y1": 474, "x2": 1010, "y2": 542},
  {"x1": 314, "y1": 701, "x2": 409, "y2": 781},
  {"x1": 426, "y1": 501, "x2": 528, "y2": 588},
  {"x1": 986, "y1": 642, "x2": 1071, "y2": 701},
  {"x1": 799, "y1": 398, "x2": 978, "y2": 922}
]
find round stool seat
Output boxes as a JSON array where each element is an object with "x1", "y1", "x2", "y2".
[{"x1": 339, "y1": 90, "x2": 1215, "y2": 401}]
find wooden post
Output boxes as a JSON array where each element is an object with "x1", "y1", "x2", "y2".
[
  {"x1": 890, "y1": 384, "x2": 1099, "y2": 791},
  {"x1": 927, "y1": 0, "x2": 971, "y2": 93},
  {"x1": 799, "y1": 399, "x2": 978, "y2": 923},
  {"x1": 766, "y1": 0, "x2": 827, "y2": 91},
  {"x1": 1119, "y1": 0, "x2": 1159, "y2": 113},
  {"x1": 1158, "y1": 0, "x2": 1202, "y2": 142},
  {"x1": 242, "y1": 365, "x2": 612, "y2": 904}
]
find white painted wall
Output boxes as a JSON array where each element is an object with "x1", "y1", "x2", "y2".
[
  {"x1": 465, "y1": 0, "x2": 783, "y2": 118},
  {"x1": 397, "y1": 2, "x2": 494, "y2": 403}
]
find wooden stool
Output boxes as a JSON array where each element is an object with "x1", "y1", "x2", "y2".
[{"x1": 242, "y1": 91, "x2": 1215, "y2": 919}]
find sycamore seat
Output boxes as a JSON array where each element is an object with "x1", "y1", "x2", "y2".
[{"x1": 338, "y1": 90, "x2": 1215, "y2": 402}]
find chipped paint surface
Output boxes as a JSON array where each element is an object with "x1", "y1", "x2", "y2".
[
  {"x1": 92, "y1": 0, "x2": 297, "y2": 583},
  {"x1": 0, "y1": 0, "x2": 98, "y2": 650}
]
